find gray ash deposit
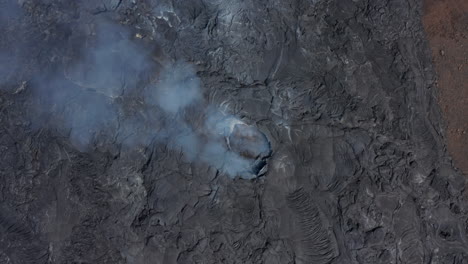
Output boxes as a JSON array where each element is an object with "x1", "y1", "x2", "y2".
[
  {"x1": 0, "y1": 0, "x2": 467, "y2": 263},
  {"x1": 228, "y1": 123, "x2": 271, "y2": 160},
  {"x1": 227, "y1": 123, "x2": 271, "y2": 175}
]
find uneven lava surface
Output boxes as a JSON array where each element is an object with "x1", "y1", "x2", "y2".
[
  {"x1": 1, "y1": 0, "x2": 468, "y2": 263},
  {"x1": 422, "y1": 0, "x2": 468, "y2": 175}
]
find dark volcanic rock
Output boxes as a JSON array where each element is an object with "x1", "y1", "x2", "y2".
[{"x1": 0, "y1": 0, "x2": 467, "y2": 263}]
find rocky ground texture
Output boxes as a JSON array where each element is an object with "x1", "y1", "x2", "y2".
[{"x1": 0, "y1": 0, "x2": 467, "y2": 263}]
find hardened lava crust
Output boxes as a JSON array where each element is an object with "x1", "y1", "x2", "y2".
[{"x1": 0, "y1": 0, "x2": 467, "y2": 263}]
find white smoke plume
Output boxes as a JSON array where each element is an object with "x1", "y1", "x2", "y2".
[{"x1": 0, "y1": 3, "x2": 270, "y2": 179}]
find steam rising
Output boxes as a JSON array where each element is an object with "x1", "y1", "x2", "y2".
[
  {"x1": 148, "y1": 62, "x2": 202, "y2": 113},
  {"x1": 0, "y1": 8, "x2": 270, "y2": 179}
]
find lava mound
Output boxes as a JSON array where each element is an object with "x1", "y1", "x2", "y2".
[{"x1": 227, "y1": 123, "x2": 271, "y2": 176}]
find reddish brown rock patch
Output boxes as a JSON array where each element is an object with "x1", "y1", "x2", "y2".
[{"x1": 423, "y1": 0, "x2": 468, "y2": 174}]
